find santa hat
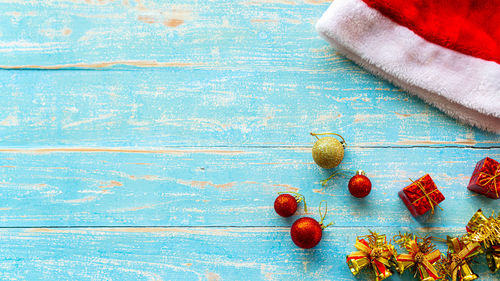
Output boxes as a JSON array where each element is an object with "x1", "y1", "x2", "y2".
[{"x1": 316, "y1": 0, "x2": 500, "y2": 133}]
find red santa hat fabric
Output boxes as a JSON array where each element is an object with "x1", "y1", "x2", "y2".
[{"x1": 316, "y1": 0, "x2": 500, "y2": 133}]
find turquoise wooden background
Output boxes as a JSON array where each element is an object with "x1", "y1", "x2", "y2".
[{"x1": 0, "y1": 0, "x2": 499, "y2": 280}]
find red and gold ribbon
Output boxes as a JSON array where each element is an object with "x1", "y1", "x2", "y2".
[
  {"x1": 396, "y1": 239, "x2": 441, "y2": 281},
  {"x1": 444, "y1": 237, "x2": 481, "y2": 281},
  {"x1": 408, "y1": 178, "x2": 443, "y2": 215},
  {"x1": 346, "y1": 232, "x2": 395, "y2": 281},
  {"x1": 478, "y1": 165, "x2": 500, "y2": 198}
]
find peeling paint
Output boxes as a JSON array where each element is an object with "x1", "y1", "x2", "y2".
[
  {"x1": 62, "y1": 196, "x2": 97, "y2": 203},
  {"x1": 177, "y1": 180, "x2": 235, "y2": 189},
  {"x1": 99, "y1": 180, "x2": 123, "y2": 188},
  {"x1": 164, "y1": 18, "x2": 184, "y2": 27},
  {"x1": 0, "y1": 60, "x2": 202, "y2": 70}
]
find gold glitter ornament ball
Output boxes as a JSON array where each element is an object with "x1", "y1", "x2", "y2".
[{"x1": 312, "y1": 137, "x2": 344, "y2": 169}]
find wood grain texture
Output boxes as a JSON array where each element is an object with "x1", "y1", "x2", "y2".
[
  {"x1": 1, "y1": 0, "x2": 324, "y2": 67},
  {"x1": 0, "y1": 147, "x2": 497, "y2": 227},
  {"x1": 0, "y1": 0, "x2": 499, "y2": 146},
  {"x1": 0, "y1": 227, "x2": 497, "y2": 281},
  {"x1": 0, "y1": 0, "x2": 499, "y2": 280},
  {"x1": 0, "y1": 70, "x2": 498, "y2": 147}
]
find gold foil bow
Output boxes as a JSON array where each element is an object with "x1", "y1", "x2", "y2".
[
  {"x1": 394, "y1": 233, "x2": 442, "y2": 281},
  {"x1": 346, "y1": 231, "x2": 397, "y2": 281},
  {"x1": 465, "y1": 209, "x2": 500, "y2": 273},
  {"x1": 443, "y1": 236, "x2": 481, "y2": 281}
]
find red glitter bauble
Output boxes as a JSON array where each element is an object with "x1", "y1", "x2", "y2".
[
  {"x1": 274, "y1": 194, "x2": 298, "y2": 217},
  {"x1": 348, "y1": 170, "x2": 372, "y2": 198},
  {"x1": 290, "y1": 217, "x2": 323, "y2": 249}
]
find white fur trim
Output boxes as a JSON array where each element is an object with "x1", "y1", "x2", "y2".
[{"x1": 316, "y1": 0, "x2": 500, "y2": 133}]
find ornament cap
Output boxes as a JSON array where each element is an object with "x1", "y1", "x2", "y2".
[{"x1": 356, "y1": 170, "x2": 366, "y2": 176}]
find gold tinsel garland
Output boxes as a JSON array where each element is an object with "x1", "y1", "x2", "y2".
[{"x1": 345, "y1": 209, "x2": 500, "y2": 280}]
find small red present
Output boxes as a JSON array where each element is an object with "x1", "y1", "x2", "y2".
[
  {"x1": 467, "y1": 157, "x2": 500, "y2": 199},
  {"x1": 398, "y1": 174, "x2": 445, "y2": 216}
]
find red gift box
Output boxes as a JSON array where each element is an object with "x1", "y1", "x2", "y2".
[
  {"x1": 467, "y1": 157, "x2": 500, "y2": 199},
  {"x1": 398, "y1": 174, "x2": 445, "y2": 216}
]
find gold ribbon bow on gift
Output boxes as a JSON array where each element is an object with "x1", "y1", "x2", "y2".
[
  {"x1": 478, "y1": 165, "x2": 500, "y2": 198},
  {"x1": 346, "y1": 232, "x2": 396, "y2": 281},
  {"x1": 395, "y1": 236, "x2": 441, "y2": 281},
  {"x1": 409, "y1": 178, "x2": 443, "y2": 215},
  {"x1": 444, "y1": 237, "x2": 481, "y2": 281},
  {"x1": 465, "y1": 209, "x2": 500, "y2": 273}
]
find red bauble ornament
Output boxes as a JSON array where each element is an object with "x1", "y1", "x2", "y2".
[
  {"x1": 290, "y1": 201, "x2": 333, "y2": 249},
  {"x1": 274, "y1": 194, "x2": 298, "y2": 217},
  {"x1": 291, "y1": 217, "x2": 323, "y2": 249},
  {"x1": 274, "y1": 192, "x2": 307, "y2": 217},
  {"x1": 348, "y1": 170, "x2": 372, "y2": 198}
]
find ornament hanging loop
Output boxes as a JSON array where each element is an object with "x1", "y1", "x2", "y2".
[
  {"x1": 320, "y1": 170, "x2": 346, "y2": 187},
  {"x1": 311, "y1": 132, "x2": 346, "y2": 147},
  {"x1": 277, "y1": 191, "x2": 307, "y2": 213},
  {"x1": 318, "y1": 200, "x2": 334, "y2": 229}
]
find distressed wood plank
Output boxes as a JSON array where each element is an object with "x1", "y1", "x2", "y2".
[
  {"x1": 0, "y1": 0, "x2": 334, "y2": 68},
  {"x1": 0, "y1": 1, "x2": 498, "y2": 279},
  {"x1": 0, "y1": 70, "x2": 497, "y2": 147},
  {"x1": 0, "y1": 147, "x2": 497, "y2": 227},
  {"x1": 0, "y1": 226, "x2": 497, "y2": 280},
  {"x1": 0, "y1": 0, "x2": 498, "y2": 144}
]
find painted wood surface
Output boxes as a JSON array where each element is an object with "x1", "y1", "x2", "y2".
[
  {"x1": 0, "y1": 70, "x2": 498, "y2": 148},
  {"x1": 0, "y1": 227, "x2": 497, "y2": 281},
  {"x1": 0, "y1": 0, "x2": 499, "y2": 280},
  {"x1": 0, "y1": 147, "x2": 498, "y2": 227}
]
